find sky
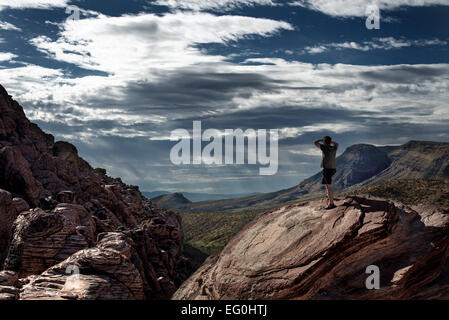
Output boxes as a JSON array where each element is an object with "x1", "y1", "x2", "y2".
[{"x1": 0, "y1": 0, "x2": 448, "y2": 194}]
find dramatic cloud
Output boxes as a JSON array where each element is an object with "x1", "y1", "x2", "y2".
[
  {"x1": 31, "y1": 12, "x2": 293, "y2": 74},
  {"x1": 304, "y1": 37, "x2": 448, "y2": 54},
  {"x1": 20, "y1": 11, "x2": 294, "y2": 128},
  {"x1": 289, "y1": 0, "x2": 449, "y2": 17},
  {"x1": 5, "y1": 56, "x2": 448, "y2": 192},
  {"x1": 1, "y1": 6, "x2": 448, "y2": 193}
]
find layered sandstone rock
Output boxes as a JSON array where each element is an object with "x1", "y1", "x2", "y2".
[
  {"x1": 0, "y1": 270, "x2": 19, "y2": 300},
  {"x1": 0, "y1": 85, "x2": 188, "y2": 299},
  {"x1": 20, "y1": 233, "x2": 146, "y2": 300},
  {"x1": 173, "y1": 196, "x2": 449, "y2": 300}
]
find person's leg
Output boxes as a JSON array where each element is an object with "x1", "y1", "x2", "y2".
[{"x1": 325, "y1": 184, "x2": 335, "y2": 206}]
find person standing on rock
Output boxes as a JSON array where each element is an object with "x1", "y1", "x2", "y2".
[{"x1": 314, "y1": 136, "x2": 338, "y2": 209}]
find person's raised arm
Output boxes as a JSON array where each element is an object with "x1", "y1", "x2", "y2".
[
  {"x1": 331, "y1": 140, "x2": 339, "y2": 149},
  {"x1": 314, "y1": 138, "x2": 323, "y2": 149}
]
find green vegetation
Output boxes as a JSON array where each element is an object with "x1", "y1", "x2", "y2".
[{"x1": 178, "y1": 209, "x2": 262, "y2": 256}]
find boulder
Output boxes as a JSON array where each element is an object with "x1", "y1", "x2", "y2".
[{"x1": 20, "y1": 233, "x2": 145, "y2": 300}]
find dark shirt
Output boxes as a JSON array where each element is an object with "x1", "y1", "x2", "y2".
[{"x1": 320, "y1": 144, "x2": 337, "y2": 169}]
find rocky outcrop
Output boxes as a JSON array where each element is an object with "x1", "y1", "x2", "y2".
[
  {"x1": 173, "y1": 196, "x2": 449, "y2": 300},
  {"x1": 0, "y1": 85, "x2": 189, "y2": 299}
]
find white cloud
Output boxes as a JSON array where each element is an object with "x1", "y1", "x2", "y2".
[
  {"x1": 289, "y1": 146, "x2": 322, "y2": 157},
  {"x1": 31, "y1": 12, "x2": 293, "y2": 76},
  {"x1": 304, "y1": 37, "x2": 448, "y2": 54},
  {"x1": 289, "y1": 0, "x2": 449, "y2": 17},
  {"x1": 0, "y1": 0, "x2": 70, "y2": 11},
  {"x1": 153, "y1": 0, "x2": 277, "y2": 11},
  {"x1": 0, "y1": 52, "x2": 18, "y2": 62},
  {"x1": 306, "y1": 45, "x2": 326, "y2": 54},
  {"x1": 0, "y1": 64, "x2": 63, "y2": 100},
  {"x1": 0, "y1": 21, "x2": 22, "y2": 31},
  {"x1": 280, "y1": 123, "x2": 365, "y2": 139},
  {"x1": 0, "y1": 11, "x2": 292, "y2": 133}
]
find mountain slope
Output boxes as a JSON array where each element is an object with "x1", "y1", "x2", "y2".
[
  {"x1": 0, "y1": 85, "x2": 189, "y2": 300},
  {"x1": 173, "y1": 196, "x2": 449, "y2": 300},
  {"x1": 361, "y1": 141, "x2": 449, "y2": 184}
]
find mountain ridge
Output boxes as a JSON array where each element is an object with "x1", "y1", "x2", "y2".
[{"x1": 143, "y1": 191, "x2": 261, "y2": 203}]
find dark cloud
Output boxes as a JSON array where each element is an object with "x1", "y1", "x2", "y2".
[
  {"x1": 360, "y1": 65, "x2": 449, "y2": 84},
  {"x1": 78, "y1": 70, "x2": 286, "y2": 115}
]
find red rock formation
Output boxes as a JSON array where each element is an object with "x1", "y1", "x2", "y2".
[
  {"x1": 0, "y1": 85, "x2": 189, "y2": 299},
  {"x1": 173, "y1": 196, "x2": 449, "y2": 300}
]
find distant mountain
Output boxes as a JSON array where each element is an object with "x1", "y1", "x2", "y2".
[
  {"x1": 143, "y1": 191, "x2": 172, "y2": 199},
  {"x1": 143, "y1": 191, "x2": 260, "y2": 203},
  {"x1": 151, "y1": 193, "x2": 192, "y2": 209},
  {"x1": 172, "y1": 140, "x2": 449, "y2": 213}
]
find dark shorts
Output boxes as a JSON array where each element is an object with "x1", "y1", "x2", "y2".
[{"x1": 322, "y1": 168, "x2": 337, "y2": 185}]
